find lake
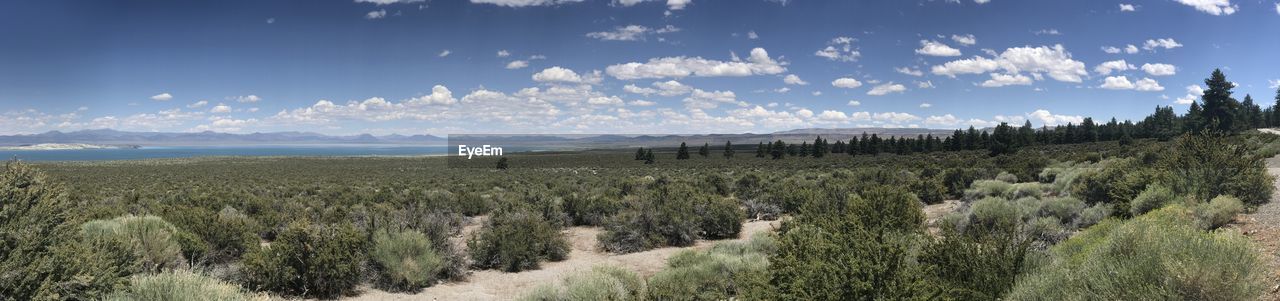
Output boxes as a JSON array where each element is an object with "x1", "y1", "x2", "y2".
[{"x1": 0, "y1": 145, "x2": 452, "y2": 162}]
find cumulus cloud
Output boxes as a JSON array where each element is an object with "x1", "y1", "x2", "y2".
[
  {"x1": 896, "y1": 67, "x2": 924, "y2": 77},
  {"x1": 932, "y1": 44, "x2": 1087, "y2": 84},
  {"x1": 497, "y1": 50, "x2": 510, "y2": 57},
  {"x1": 366, "y1": 9, "x2": 387, "y2": 19},
  {"x1": 1119, "y1": 3, "x2": 1135, "y2": 11},
  {"x1": 406, "y1": 85, "x2": 457, "y2": 105},
  {"x1": 831, "y1": 77, "x2": 864, "y2": 88},
  {"x1": 605, "y1": 48, "x2": 785, "y2": 80},
  {"x1": 1175, "y1": 85, "x2": 1204, "y2": 104},
  {"x1": 532, "y1": 66, "x2": 602, "y2": 84},
  {"x1": 847, "y1": 100, "x2": 861, "y2": 106},
  {"x1": 151, "y1": 93, "x2": 173, "y2": 101},
  {"x1": 867, "y1": 83, "x2": 907, "y2": 96},
  {"x1": 1134, "y1": 78, "x2": 1165, "y2": 91},
  {"x1": 1141, "y1": 63, "x2": 1177, "y2": 76},
  {"x1": 980, "y1": 73, "x2": 1033, "y2": 87},
  {"x1": 628, "y1": 100, "x2": 657, "y2": 106},
  {"x1": 747, "y1": 31, "x2": 759, "y2": 39},
  {"x1": 1100, "y1": 76, "x2": 1164, "y2": 91},
  {"x1": 438, "y1": 50, "x2": 451, "y2": 57},
  {"x1": 682, "y1": 89, "x2": 738, "y2": 110},
  {"x1": 783, "y1": 74, "x2": 809, "y2": 85},
  {"x1": 814, "y1": 37, "x2": 860, "y2": 62},
  {"x1": 211, "y1": 103, "x2": 232, "y2": 113},
  {"x1": 951, "y1": 34, "x2": 977, "y2": 46},
  {"x1": 506, "y1": 60, "x2": 529, "y2": 69},
  {"x1": 1173, "y1": 0, "x2": 1237, "y2": 15},
  {"x1": 919, "y1": 103, "x2": 933, "y2": 108},
  {"x1": 234, "y1": 95, "x2": 262, "y2": 103},
  {"x1": 624, "y1": 80, "x2": 693, "y2": 97},
  {"x1": 1094, "y1": 60, "x2": 1135, "y2": 75},
  {"x1": 187, "y1": 100, "x2": 208, "y2": 108},
  {"x1": 916, "y1": 40, "x2": 962, "y2": 56},
  {"x1": 1143, "y1": 38, "x2": 1183, "y2": 51},
  {"x1": 586, "y1": 25, "x2": 679, "y2": 41},
  {"x1": 1028, "y1": 109, "x2": 1083, "y2": 126}
]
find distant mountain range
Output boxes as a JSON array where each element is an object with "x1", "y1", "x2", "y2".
[{"x1": 0, "y1": 128, "x2": 963, "y2": 148}]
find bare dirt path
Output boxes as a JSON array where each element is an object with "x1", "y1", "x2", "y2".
[
  {"x1": 346, "y1": 218, "x2": 781, "y2": 301},
  {"x1": 1238, "y1": 128, "x2": 1280, "y2": 299}
]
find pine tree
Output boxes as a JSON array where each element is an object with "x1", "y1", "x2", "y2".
[
  {"x1": 496, "y1": 157, "x2": 509, "y2": 169},
  {"x1": 698, "y1": 143, "x2": 710, "y2": 158},
  {"x1": 756, "y1": 142, "x2": 766, "y2": 158},
  {"x1": 644, "y1": 149, "x2": 655, "y2": 164},
  {"x1": 812, "y1": 136, "x2": 826, "y2": 158},
  {"x1": 1200, "y1": 69, "x2": 1239, "y2": 133},
  {"x1": 770, "y1": 140, "x2": 786, "y2": 159},
  {"x1": 723, "y1": 141, "x2": 735, "y2": 158},
  {"x1": 798, "y1": 141, "x2": 810, "y2": 157},
  {"x1": 676, "y1": 142, "x2": 690, "y2": 160},
  {"x1": 634, "y1": 147, "x2": 645, "y2": 160}
]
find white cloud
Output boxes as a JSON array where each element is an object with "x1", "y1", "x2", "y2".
[
  {"x1": 1102, "y1": 46, "x2": 1122, "y2": 54},
  {"x1": 919, "y1": 103, "x2": 933, "y2": 108},
  {"x1": 1176, "y1": 85, "x2": 1204, "y2": 104},
  {"x1": 652, "y1": 80, "x2": 693, "y2": 96},
  {"x1": 932, "y1": 44, "x2": 1087, "y2": 83},
  {"x1": 624, "y1": 84, "x2": 657, "y2": 95},
  {"x1": 1141, "y1": 63, "x2": 1177, "y2": 76},
  {"x1": 1276, "y1": 2, "x2": 1280, "y2": 15},
  {"x1": 187, "y1": 100, "x2": 208, "y2": 108},
  {"x1": 774, "y1": 87, "x2": 791, "y2": 93},
  {"x1": 532, "y1": 66, "x2": 602, "y2": 84},
  {"x1": 896, "y1": 67, "x2": 924, "y2": 76},
  {"x1": 847, "y1": 100, "x2": 861, "y2": 106},
  {"x1": 438, "y1": 50, "x2": 451, "y2": 57},
  {"x1": 867, "y1": 83, "x2": 907, "y2": 96},
  {"x1": 783, "y1": 74, "x2": 809, "y2": 85},
  {"x1": 1033, "y1": 29, "x2": 1061, "y2": 35},
  {"x1": 506, "y1": 60, "x2": 529, "y2": 69},
  {"x1": 605, "y1": 47, "x2": 785, "y2": 79},
  {"x1": 1173, "y1": 0, "x2": 1237, "y2": 15},
  {"x1": 628, "y1": 100, "x2": 657, "y2": 106},
  {"x1": 150, "y1": 93, "x2": 173, "y2": 101},
  {"x1": 470, "y1": 0, "x2": 586, "y2": 7},
  {"x1": 211, "y1": 103, "x2": 232, "y2": 113},
  {"x1": 916, "y1": 40, "x2": 962, "y2": 56},
  {"x1": 1119, "y1": 3, "x2": 1135, "y2": 11},
  {"x1": 586, "y1": 25, "x2": 678, "y2": 41},
  {"x1": 666, "y1": 0, "x2": 690, "y2": 10},
  {"x1": 1100, "y1": 76, "x2": 1135, "y2": 90},
  {"x1": 1125, "y1": 45, "x2": 1139, "y2": 54},
  {"x1": 1134, "y1": 78, "x2": 1165, "y2": 91},
  {"x1": 406, "y1": 85, "x2": 457, "y2": 105},
  {"x1": 683, "y1": 89, "x2": 738, "y2": 110},
  {"x1": 365, "y1": 9, "x2": 387, "y2": 19},
  {"x1": 951, "y1": 34, "x2": 976, "y2": 46},
  {"x1": 587, "y1": 96, "x2": 625, "y2": 106},
  {"x1": 234, "y1": 95, "x2": 262, "y2": 103},
  {"x1": 497, "y1": 50, "x2": 510, "y2": 57},
  {"x1": 831, "y1": 77, "x2": 864, "y2": 88},
  {"x1": 1028, "y1": 109, "x2": 1083, "y2": 126},
  {"x1": 1270, "y1": 79, "x2": 1280, "y2": 89},
  {"x1": 1143, "y1": 38, "x2": 1183, "y2": 51},
  {"x1": 747, "y1": 31, "x2": 759, "y2": 39},
  {"x1": 980, "y1": 73, "x2": 1033, "y2": 87},
  {"x1": 917, "y1": 80, "x2": 935, "y2": 88},
  {"x1": 814, "y1": 36, "x2": 860, "y2": 62},
  {"x1": 1094, "y1": 60, "x2": 1135, "y2": 75}
]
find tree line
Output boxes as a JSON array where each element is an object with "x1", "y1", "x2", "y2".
[{"x1": 634, "y1": 68, "x2": 1280, "y2": 160}]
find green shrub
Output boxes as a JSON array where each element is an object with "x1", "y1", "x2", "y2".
[
  {"x1": 919, "y1": 222, "x2": 1031, "y2": 301},
  {"x1": 1035, "y1": 197, "x2": 1085, "y2": 224},
  {"x1": 106, "y1": 270, "x2": 265, "y2": 301},
  {"x1": 1193, "y1": 195, "x2": 1243, "y2": 230},
  {"x1": 647, "y1": 234, "x2": 774, "y2": 301},
  {"x1": 1129, "y1": 185, "x2": 1177, "y2": 216},
  {"x1": 241, "y1": 220, "x2": 367, "y2": 299},
  {"x1": 967, "y1": 197, "x2": 1021, "y2": 233},
  {"x1": 562, "y1": 192, "x2": 622, "y2": 226},
  {"x1": 995, "y1": 172, "x2": 1018, "y2": 183},
  {"x1": 1159, "y1": 134, "x2": 1275, "y2": 206},
  {"x1": 964, "y1": 180, "x2": 1012, "y2": 201},
  {"x1": 1073, "y1": 204, "x2": 1111, "y2": 228},
  {"x1": 696, "y1": 196, "x2": 745, "y2": 240},
  {"x1": 1003, "y1": 182, "x2": 1044, "y2": 200},
  {"x1": 517, "y1": 265, "x2": 644, "y2": 301},
  {"x1": 468, "y1": 210, "x2": 569, "y2": 272},
  {"x1": 599, "y1": 180, "x2": 703, "y2": 253},
  {"x1": 1007, "y1": 206, "x2": 1265, "y2": 301},
  {"x1": 370, "y1": 229, "x2": 444, "y2": 291},
  {"x1": 81, "y1": 215, "x2": 186, "y2": 273}
]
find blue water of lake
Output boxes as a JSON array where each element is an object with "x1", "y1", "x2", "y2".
[{"x1": 0, "y1": 145, "x2": 452, "y2": 162}]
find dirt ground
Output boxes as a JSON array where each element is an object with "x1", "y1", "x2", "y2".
[{"x1": 346, "y1": 218, "x2": 781, "y2": 301}]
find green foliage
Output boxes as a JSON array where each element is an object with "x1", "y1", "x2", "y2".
[
  {"x1": 919, "y1": 224, "x2": 1031, "y2": 301},
  {"x1": 696, "y1": 196, "x2": 745, "y2": 240},
  {"x1": 1159, "y1": 134, "x2": 1274, "y2": 206},
  {"x1": 562, "y1": 191, "x2": 622, "y2": 226},
  {"x1": 370, "y1": 229, "x2": 444, "y2": 291},
  {"x1": 1007, "y1": 206, "x2": 1264, "y2": 301},
  {"x1": 518, "y1": 265, "x2": 645, "y2": 301},
  {"x1": 468, "y1": 210, "x2": 569, "y2": 272},
  {"x1": 1129, "y1": 185, "x2": 1177, "y2": 216},
  {"x1": 106, "y1": 270, "x2": 265, "y2": 301},
  {"x1": 80, "y1": 215, "x2": 186, "y2": 273},
  {"x1": 648, "y1": 235, "x2": 774, "y2": 301},
  {"x1": 241, "y1": 220, "x2": 367, "y2": 299},
  {"x1": 1193, "y1": 195, "x2": 1243, "y2": 230},
  {"x1": 0, "y1": 161, "x2": 104, "y2": 300},
  {"x1": 599, "y1": 179, "x2": 744, "y2": 253}
]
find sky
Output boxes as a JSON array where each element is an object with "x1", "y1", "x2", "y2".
[{"x1": 1, "y1": 0, "x2": 1279, "y2": 135}]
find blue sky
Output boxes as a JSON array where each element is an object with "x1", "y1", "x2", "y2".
[{"x1": 1, "y1": 0, "x2": 1279, "y2": 135}]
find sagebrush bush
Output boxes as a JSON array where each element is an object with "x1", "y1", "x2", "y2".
[
  {"x1": 1073, "y1": 204, "x2": 1111, "y2": 228},
  {"x1": 1003, "y1": 182, "x2": 1044, "y2": 200},
  {"x1": 1159, "y1": 134, "x2": 1275, "y2": 206},
  {"x1": 964, "y1": 180, "x2": 1013, "y2": 201},
  {"x1": 599, "y1": 180, "x2": 705, "y2": 253},
  {"x1": 370, "y1": 229, "x2": 444, "y2": 291},
  {"x1": 81, "y1": 215, "x2": 186, "y2": 273},
  {"x1": 1007, "y1": 206, "x2": 1265, "y2": 301},
  {"x1": 1129, "y1": 185, "x2": 1177, "y2": 216},
  {"x1": 1035, "y1": 197, "x2": 1085, "y2": 224},
  {"x1": 241, "y1": 220, "x2": 367, "y2": 299},
  {"x1": 967, "y1": 197, "x2": 1021, "y2": 233},
  {"x1": 696, "y1": 196, "x2": 745, "y2": 239},
  {"x1": 1193, "y1": 195, "x2": 1243, "y2": 230},
  {"x1": 106, "y1": 270, "x2": 265, "y2": 301},
  {"x1": 647, "y1": 234, "x2": 774, "y2": 301},
  {"x1": 742, "y1": 198, "x2": 781, "y2": 221},
  {"x1": 468, "y1": 210, "x2": 569, "y2": 272},
  {"x1": 562, "y1": 191, "x2": 622, "y2": 226},
  {"x1": 995, "y1": 172, "x2": 1019, "y2": 183},
  {"x1": 517, "y1": 265, "x2": 644, "y2": 301}
]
